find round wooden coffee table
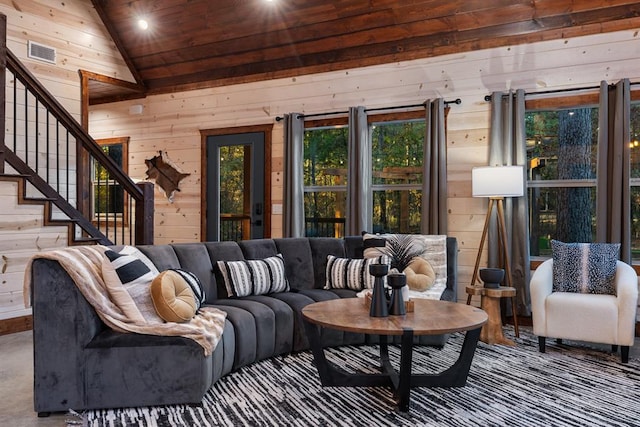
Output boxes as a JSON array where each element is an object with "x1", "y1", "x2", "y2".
[{"x1": 302, "y1": 298, "x2": 487, "y2": 412}]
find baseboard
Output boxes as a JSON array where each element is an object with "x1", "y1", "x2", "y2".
[{"x1": 0, "y1": 315, "x2": 33, "y2": 336}]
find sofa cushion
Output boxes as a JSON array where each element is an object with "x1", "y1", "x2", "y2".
[
  {"x1": 274, "y1": 238, "x2": 316, "y2": 290},
  {"x1": 205, "y1": 241, "x2": 246, "y2": 299},
  {"x1": 551, "y1": 240, "x2": 619, "y2": 295},
  {"x1": 309, "y1": 238, "x2": 347, "y2": 289},
  {"x1": 324, "y1": 255, "x2": 388, "y2": 291},
  {"x1": 217, "y1": 254, "x2": 289, "y2": 297},
  {"x1": 172, "y1": 244, "x2": 218, "y2": 303},
  {"x1": 150, "y1": 269, "x2": 201, "y2": 322}
]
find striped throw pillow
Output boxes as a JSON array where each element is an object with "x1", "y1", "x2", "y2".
[
  {"x1": 217, "y1": 254, "x2": 289, "y2": 297},
  {"x1": 324, "y1": 255, "x2": 389, "y2": 291}
]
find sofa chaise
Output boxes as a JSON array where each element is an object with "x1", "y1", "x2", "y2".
[{"x1": 30, "y1": 236, "x2": 458, "y2": 415}]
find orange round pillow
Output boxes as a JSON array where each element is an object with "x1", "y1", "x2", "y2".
[
  {"x1": 150, "y1": 270, "x2": 198, "y2": 323},
  {"x1": 403, "y1": 257, "x2": 436, "y2": 292}
]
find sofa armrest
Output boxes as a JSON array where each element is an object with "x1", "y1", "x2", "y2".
[
  {"x1": 530, "y1": 258, "x2": 554, "y2": 337},
  {"x1": 614, "y1": 261, "x2": 639, "y2": 344}
]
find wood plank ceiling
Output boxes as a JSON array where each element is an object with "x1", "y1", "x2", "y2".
[{"x1": 89, "y1": 0, "x2": 640, "y2": 103}]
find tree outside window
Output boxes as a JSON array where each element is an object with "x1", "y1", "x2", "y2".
[
  {"x1": 628, "y1": 102, "x2": 640, "y2": 260},
  {"x1": 526, "y1": 107, "x2": 599, "y2": 256}
]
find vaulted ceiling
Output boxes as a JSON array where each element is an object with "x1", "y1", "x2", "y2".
[{"x1": 88, "y1": 0, "x2": 640, "y2": 103}]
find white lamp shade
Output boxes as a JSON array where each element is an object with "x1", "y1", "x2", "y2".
[{"x1": 472, "y1": 166, "x2": 524, "y2": 197}]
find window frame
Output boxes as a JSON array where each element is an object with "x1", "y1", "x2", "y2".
[{"x1": 92, "y1": 136, "x2": 129, "y2": 225}]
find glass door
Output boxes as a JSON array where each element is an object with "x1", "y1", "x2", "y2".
[{"x1": 206, "y1": 132, "x2": 265, "y2": 241}]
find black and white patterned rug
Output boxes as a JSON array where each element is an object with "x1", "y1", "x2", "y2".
[{"x1": 79, "y1": 329, "x2": 640, "y2": 427}]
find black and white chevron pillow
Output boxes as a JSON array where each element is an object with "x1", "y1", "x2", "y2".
[{"x1": 217, "y1": 254, "x2": 289, "y2": 297}]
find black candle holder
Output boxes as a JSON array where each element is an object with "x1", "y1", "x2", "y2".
[
  {"x1": 369, "y1": 263, "x2": 389, "y2": 317},
  {"x1": 387, "y1": 273, "x2": 407, "y2": 315}
]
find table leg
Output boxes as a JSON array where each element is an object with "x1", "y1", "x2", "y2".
[
  {"x1": 302, "y1": 318, "x2": 392, "y2": 388},
  {"x1": 395, "y1": 329, "x2": 414, "y2": 412},
  {"x1": 410, "y1": 327, "x2": 482, "y2": 388},
  {"x1": 480, "y1": 295, "x2": 514, "y2": 346}
]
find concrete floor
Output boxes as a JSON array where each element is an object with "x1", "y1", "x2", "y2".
[{"x1": 0, "y1": 331, "x2": 65, "y2": 427}]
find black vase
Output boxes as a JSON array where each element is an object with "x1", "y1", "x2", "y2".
[
  {"x1": 480, "y1": 268, "x2": 504, "y2": 289},
  {"x1": 369, "y1": 263, "x2": 389, "y2": 317}
]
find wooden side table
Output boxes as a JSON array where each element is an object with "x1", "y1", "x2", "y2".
[{"x1": 466, "y1": 285, "x2": 519, "y2": 346}]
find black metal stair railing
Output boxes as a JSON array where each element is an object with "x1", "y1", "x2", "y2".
[{"x1": 1, "y1": 47, "x2": 154, "y2": 245}]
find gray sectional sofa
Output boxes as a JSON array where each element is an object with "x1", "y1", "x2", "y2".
[{"x1": 30, "y1": 236, "x2": 458, "y2": 415}]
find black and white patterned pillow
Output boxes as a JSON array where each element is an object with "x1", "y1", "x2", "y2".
[
  {"x1": 551, "y1": 240, "x2": 620, "y2": 295},
  {"x1": 324, "y1": 255, "x2": 389, "y2": 291},
  {"x1": 104, "y1": 247, "x2": 158, "y2": 287},
  {"x1": 217, "y1": 254, "x2": 289, "y2": 298},
  {"x1": 101, "y1": 246, "x2": 161, "y2": 323},
  {"x1": 169, "y1": 268, "x2": 205, "y2": 309}
]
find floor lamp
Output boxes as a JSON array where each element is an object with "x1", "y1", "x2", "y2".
[{"x1": 469, "y1": 166, "x2": 524, "y2": 336}]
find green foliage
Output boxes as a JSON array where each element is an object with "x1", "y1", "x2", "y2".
[
  {"x1": 219, "y1": 145, "x2": 246, "y2": 214},
  {"x1": 302, "y1": 120, "x2": 425, "y2": 235}
]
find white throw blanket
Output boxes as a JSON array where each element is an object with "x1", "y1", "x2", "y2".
[{"x1": 23, "y1": 245, "x2": 226, "y2": 356}]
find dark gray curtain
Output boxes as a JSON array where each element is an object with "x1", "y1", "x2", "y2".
[
  {"x1": 596, "y1": 79, "x2": 631, "y2": 263},
  {"x1": 346, "y1": 106, "x2": 372, "y2": 235},
  {"x1": 283, "y1": 113, "x2": 305, "y2": 238},
  {"x1": 421, "y1": 99, "x2": 448, "y2": 234},
  {"x1": 489, "y1": 89, "x2": 531, "y2": 316}
]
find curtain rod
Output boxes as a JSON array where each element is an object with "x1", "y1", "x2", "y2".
[
  {"x1": 275, "y1": 98, "x2": 462, "y2": 122},
  {"x1": 483, "y1": 82, "x2": 640, "y2": 102}
]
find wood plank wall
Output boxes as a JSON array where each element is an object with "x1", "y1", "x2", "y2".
[
  {"x1": 1, "y1": 1, "x2": 640, "y2": 324},
  {"x1": 88, "y1": 29, "x2": 640, "y2": 306},
  {"x1": 0, "y1": 0, "x2": 133, "y2": 325}
]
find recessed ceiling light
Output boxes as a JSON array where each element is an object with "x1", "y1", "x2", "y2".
[{"x1": 138, "y1": 19, "x2": 149, "y2": 30}]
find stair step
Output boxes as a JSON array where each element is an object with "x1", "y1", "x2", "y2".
[
  {"x1": 23, "y1": 196, "x2": 58, "y2": 202},
  {"x1": 0, "y1": 173, "x2": 30, "y2": 179},
  {"x1": 47, "y1": 217, "x2": 79, "y2": 224}
]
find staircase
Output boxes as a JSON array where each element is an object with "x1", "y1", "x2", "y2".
[{"x1": 0, "y1": 16, "x2": 153, "y2": 247}]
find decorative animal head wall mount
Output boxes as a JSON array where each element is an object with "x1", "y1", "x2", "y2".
[{"x1": 144, "y1": 151, "x2": 190, "y2": 203}]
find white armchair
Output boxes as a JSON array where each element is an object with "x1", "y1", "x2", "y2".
[{"x1": 531, "y1": 259, "x2": 638, "y2": 363}]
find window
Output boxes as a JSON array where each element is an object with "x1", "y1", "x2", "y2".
[
  {"x1": 303, "y1": 124, "x2": 348, "y2": 237},
  {"x1": 302, "y1": 110, "x2": 428, "y2": 237},
  {"x1": 93, "y1": 137, "x2": 129, "y2": 223},
  {"x1": 371, "y1": 119, "x2": 424, "y2": 233},
  {"x1": 526, "y1": 105, "x2": 599, "y2": 257},
  {"x1": 629, "y1": 102, "x2": 640, "y2": 261},
  {"x1": 528, "y1": 92, "x2": 640, "y2": 263}
]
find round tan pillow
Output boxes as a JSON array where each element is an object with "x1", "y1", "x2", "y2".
[
  {"x1": 403, "y1": 257, "x2": 436, "y2": 292},
  {"x1": 150, "y1": 270, "x2": 198, "y2": 323}
]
